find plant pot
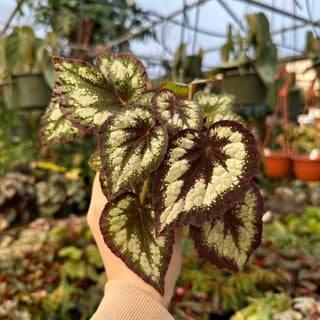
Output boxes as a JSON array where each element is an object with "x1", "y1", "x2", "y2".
[
  {"x1": 291, "y1": 154, "x2": 320, "y2": 181},
  {"x1": 3, "y1": 73, "x2": 52, "y2": 109},
  {"x1": 223, "y1": 69, "x2": 267, "y2": 106},
  {"x1": 263, "y1": 151, "x2": 291, "y2": 179}
]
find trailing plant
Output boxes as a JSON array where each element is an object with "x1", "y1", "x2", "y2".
[
  {"x1": 305, "y1": 31, "x2": 320, "y2": 67},
  {"x1": 0, "y1": 25, "x2": 57, "y2": 87},
  {"x1": 168, "y1": 43, "x2": 204, "y2": 83},
  {"x1": 211, "y1": 12, "x2": 277, "y2": 88},
  {"x1": 40, "y1": 52, "x2": 264, "y2": 295},
  {"x1": 291, "y1": 125, "x2": 319, "y2": 155}
]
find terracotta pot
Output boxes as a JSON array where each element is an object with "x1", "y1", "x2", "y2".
[
  {"x1": 291, "y1": 154, "x2": 320, "y2": 182},
  {"x1": 263, "y1": 151, "x2": 291, "y2": 179}
]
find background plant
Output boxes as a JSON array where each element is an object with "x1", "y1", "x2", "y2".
[
  {"x1": 0, "y1": 25, "x2": 57, "y2": 86},
  {"x1": 211, "y1": 12, "x2": 277, "y2": 88},
  {"x1": 21, "y1": 0, "x2": 155, "y2": 59},
  {"x1": 0, "y1": 164, "x2": 90, "y2": 232},
  {"x1": 0, "y1": 215, "x2": 105, "y2": 320}
]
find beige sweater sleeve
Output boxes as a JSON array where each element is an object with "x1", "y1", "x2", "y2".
[{"x1": 90, "y1": 280, "x2": 174, "y2": 320}]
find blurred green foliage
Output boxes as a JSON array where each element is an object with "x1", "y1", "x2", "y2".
[
  {"x1": 0, "y1": 216, "x2": 105, "y2": 320},
  {"x1": 170, "y1": 205, "x2": 320, "y2": 319}
]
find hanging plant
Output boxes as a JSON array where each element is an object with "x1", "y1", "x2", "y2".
[
  {"x1": 262, "y1": 70, "x2": 293, "y2": 179},
  {"x1": 40, "y1": 52, "x2": 264, "y2": 295}
]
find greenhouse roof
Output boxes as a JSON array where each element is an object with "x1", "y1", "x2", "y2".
[{"x1": 0, "y1": 0, "x2": 320, "y2": 78}]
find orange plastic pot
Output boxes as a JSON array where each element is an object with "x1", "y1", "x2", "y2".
[
  {"x1": 263, "y1": 152, "x2": 291, "y2": 179},
  {"x1": 291, "y1": 154, "x2": 320, "y2": 182}
]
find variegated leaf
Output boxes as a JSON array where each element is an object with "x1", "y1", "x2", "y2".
[
  {"x1": 160, "y1": 79, "x2": 211, "y2": 97},
  {"x1": 206, "y1": 110, "x2": 245, "y2": 127},
  {"x1": 99, "y1": 105, "x2": 168, "y2": 199},
  {"x1": 88, "y1": 147, "x2": 101, "y2": 172},
  {"x1": 99, "y1": 193, "x2": 175, "y2": 295},
  {"x1": 54, "y1": 57, "x2": 122, "y2": 134},
  {"x1": 190, "y1": 181, "x2": 264, "y2": 272},
  {"x1": 98, "y1": 53, "x2": 147, "y2": 105},
  {"x1": 159, "y1": 82, "x2": 192, "y2": 98},
  {"x1": 151, "y1": 89, "x2": 203, "y2": 135},
  {"x1": 193, "y1": 92, "x2": 234, "y2": 116},
  {"x1": 153, "y1": 120, "x2": 260, "y2": 235},
  {"x1": 40, "y1": 91, "x2": 84, "y2": 147},
  {"x1": 137, "y1": 92, "x2": 154, "y2": 108},
  {"x1": 99, "y1": 169, "x2": 109, "y2": 199}
]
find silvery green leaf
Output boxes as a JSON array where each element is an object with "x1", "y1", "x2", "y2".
[
  {"x1": 153, "y1": 120, "x2": 260, "y2": 235},
  {"x1": 88, "y1": 147, "x2": 101, "y2": 172},
  {"x1": 54, "y1": 56, "x2": 122, "y2": 134},
  {"x1": 193, "y1": 92, "x2": 234, "y2": 116},
  {"x1": 151, "y1": 88, "x2": 203, "y2": 135},
  {"x1": 99, "y1": 193, "x2": 175, "y2": 295},
  {"x1": 98, "y1": 53, "x2": 148, "y2": 106},
  {"x1": 187, "y1": 87, "x2": 239, "y2": 130},
  {"x1": 40, "y1": 91, "x2": 84, "y2": 147},
  {"x1": 99, "y1": 105, "x2": 168, "y2": 199},
  {"x1": 206, "y1": 110, "x2": 245, "y2": 127},
  {"x1": 190, "y1": 181, "x2": 264, "y2": 272},
  {"x1": 99, "y1": 169, "x2": 109, "y2": 199},
  {"x1": 137, "y1": 92, "x2": 153, "y2": 108}
]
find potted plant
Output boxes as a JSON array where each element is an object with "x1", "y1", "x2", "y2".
[
  {"x1": 290, "y1": 68, "x2": 320, "y2": 182},
  {"x1": 211, "y1": 12, "x2": 277, "y2": 106},
  {"x1": 262, "y1": 71, "x2": 292, "y2": 179},
  {"x1": 305, "y1": 30, "x2": 320, "y2": 81},
  {"x1": 22, "y1": 0, "x2": 155, "y2": 60},
  {"x1": 40, "y1": 53, "x2": 264, "y2": 295},
  {"x1": 267, "y1": 71, "x2": 303, "y2": 123},
  {"x1": 0, "y1": 26, "x2": 58, "y2": 109},
  {"x1": 290, "y1": 119, "x2": 320, "y2": 182}
]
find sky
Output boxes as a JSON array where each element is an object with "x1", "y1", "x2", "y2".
[{"x1": 1, "y1": 0, "x2": 320, "y2": 79}]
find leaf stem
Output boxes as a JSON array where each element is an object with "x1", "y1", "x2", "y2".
[
  {"x1": 188, "y1": 85, "x2": 192, "y2": 100},
  {"x1": 140, "y1": 178, "x2": 149, "y2": 204}
]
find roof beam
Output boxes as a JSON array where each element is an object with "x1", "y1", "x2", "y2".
[
  {"x1": 108, "y1": 0, "x2": 209, "y2": 50},
  {"x1": 235, "y1": 0, "x2": 311, "y2": 24},
  {"x1": 216, "y1": 0, "x2": 244, "y2": 31},
  {"x1": 1, "y1": 0, "x2": 25, "y2": 35},
  {"x1": 148, "y1": 10, "x2": 226, "y2": 38},
  {"x1": 272, "y1": 19, "x2": 320, "y2": 35}
]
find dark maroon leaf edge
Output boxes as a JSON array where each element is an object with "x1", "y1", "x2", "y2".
[
  {"x1": 99, "y1": 193, "x2": 175, "y2": 295},
  {"x1": 153, "y1": 120, "x2": 260, "y2": 235},
  {"x1": 189, "y1": 180, "x2": 264, "y2": 272}
]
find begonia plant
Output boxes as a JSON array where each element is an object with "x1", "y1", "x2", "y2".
[{"x1": 40, "y1": 52, "x2": 264, "y2": 295}]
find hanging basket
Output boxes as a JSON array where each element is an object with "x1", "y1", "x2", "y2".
[
  {"x1": 291, "y1": 67, "x2": 320, "y2": 182},
  {"x1": 3, "y1": 73, "x2": 52, "y2": 110},
  {"x1": 291, "y1": 154, "x2": 320, "y2": 182},
  {"x1": 223, "y1": 69, "x2": 267, "y2": 106},
  {"x1": 262, "y1": 70, "x2": 292, "y2": 179},
  {"x1": 263, "y1": 151, "x2": 291, "y2": 179}
]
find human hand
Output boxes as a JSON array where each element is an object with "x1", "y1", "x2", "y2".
[{"x1": 87, "y1": 172, "x2": 182, "y2": 307}]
